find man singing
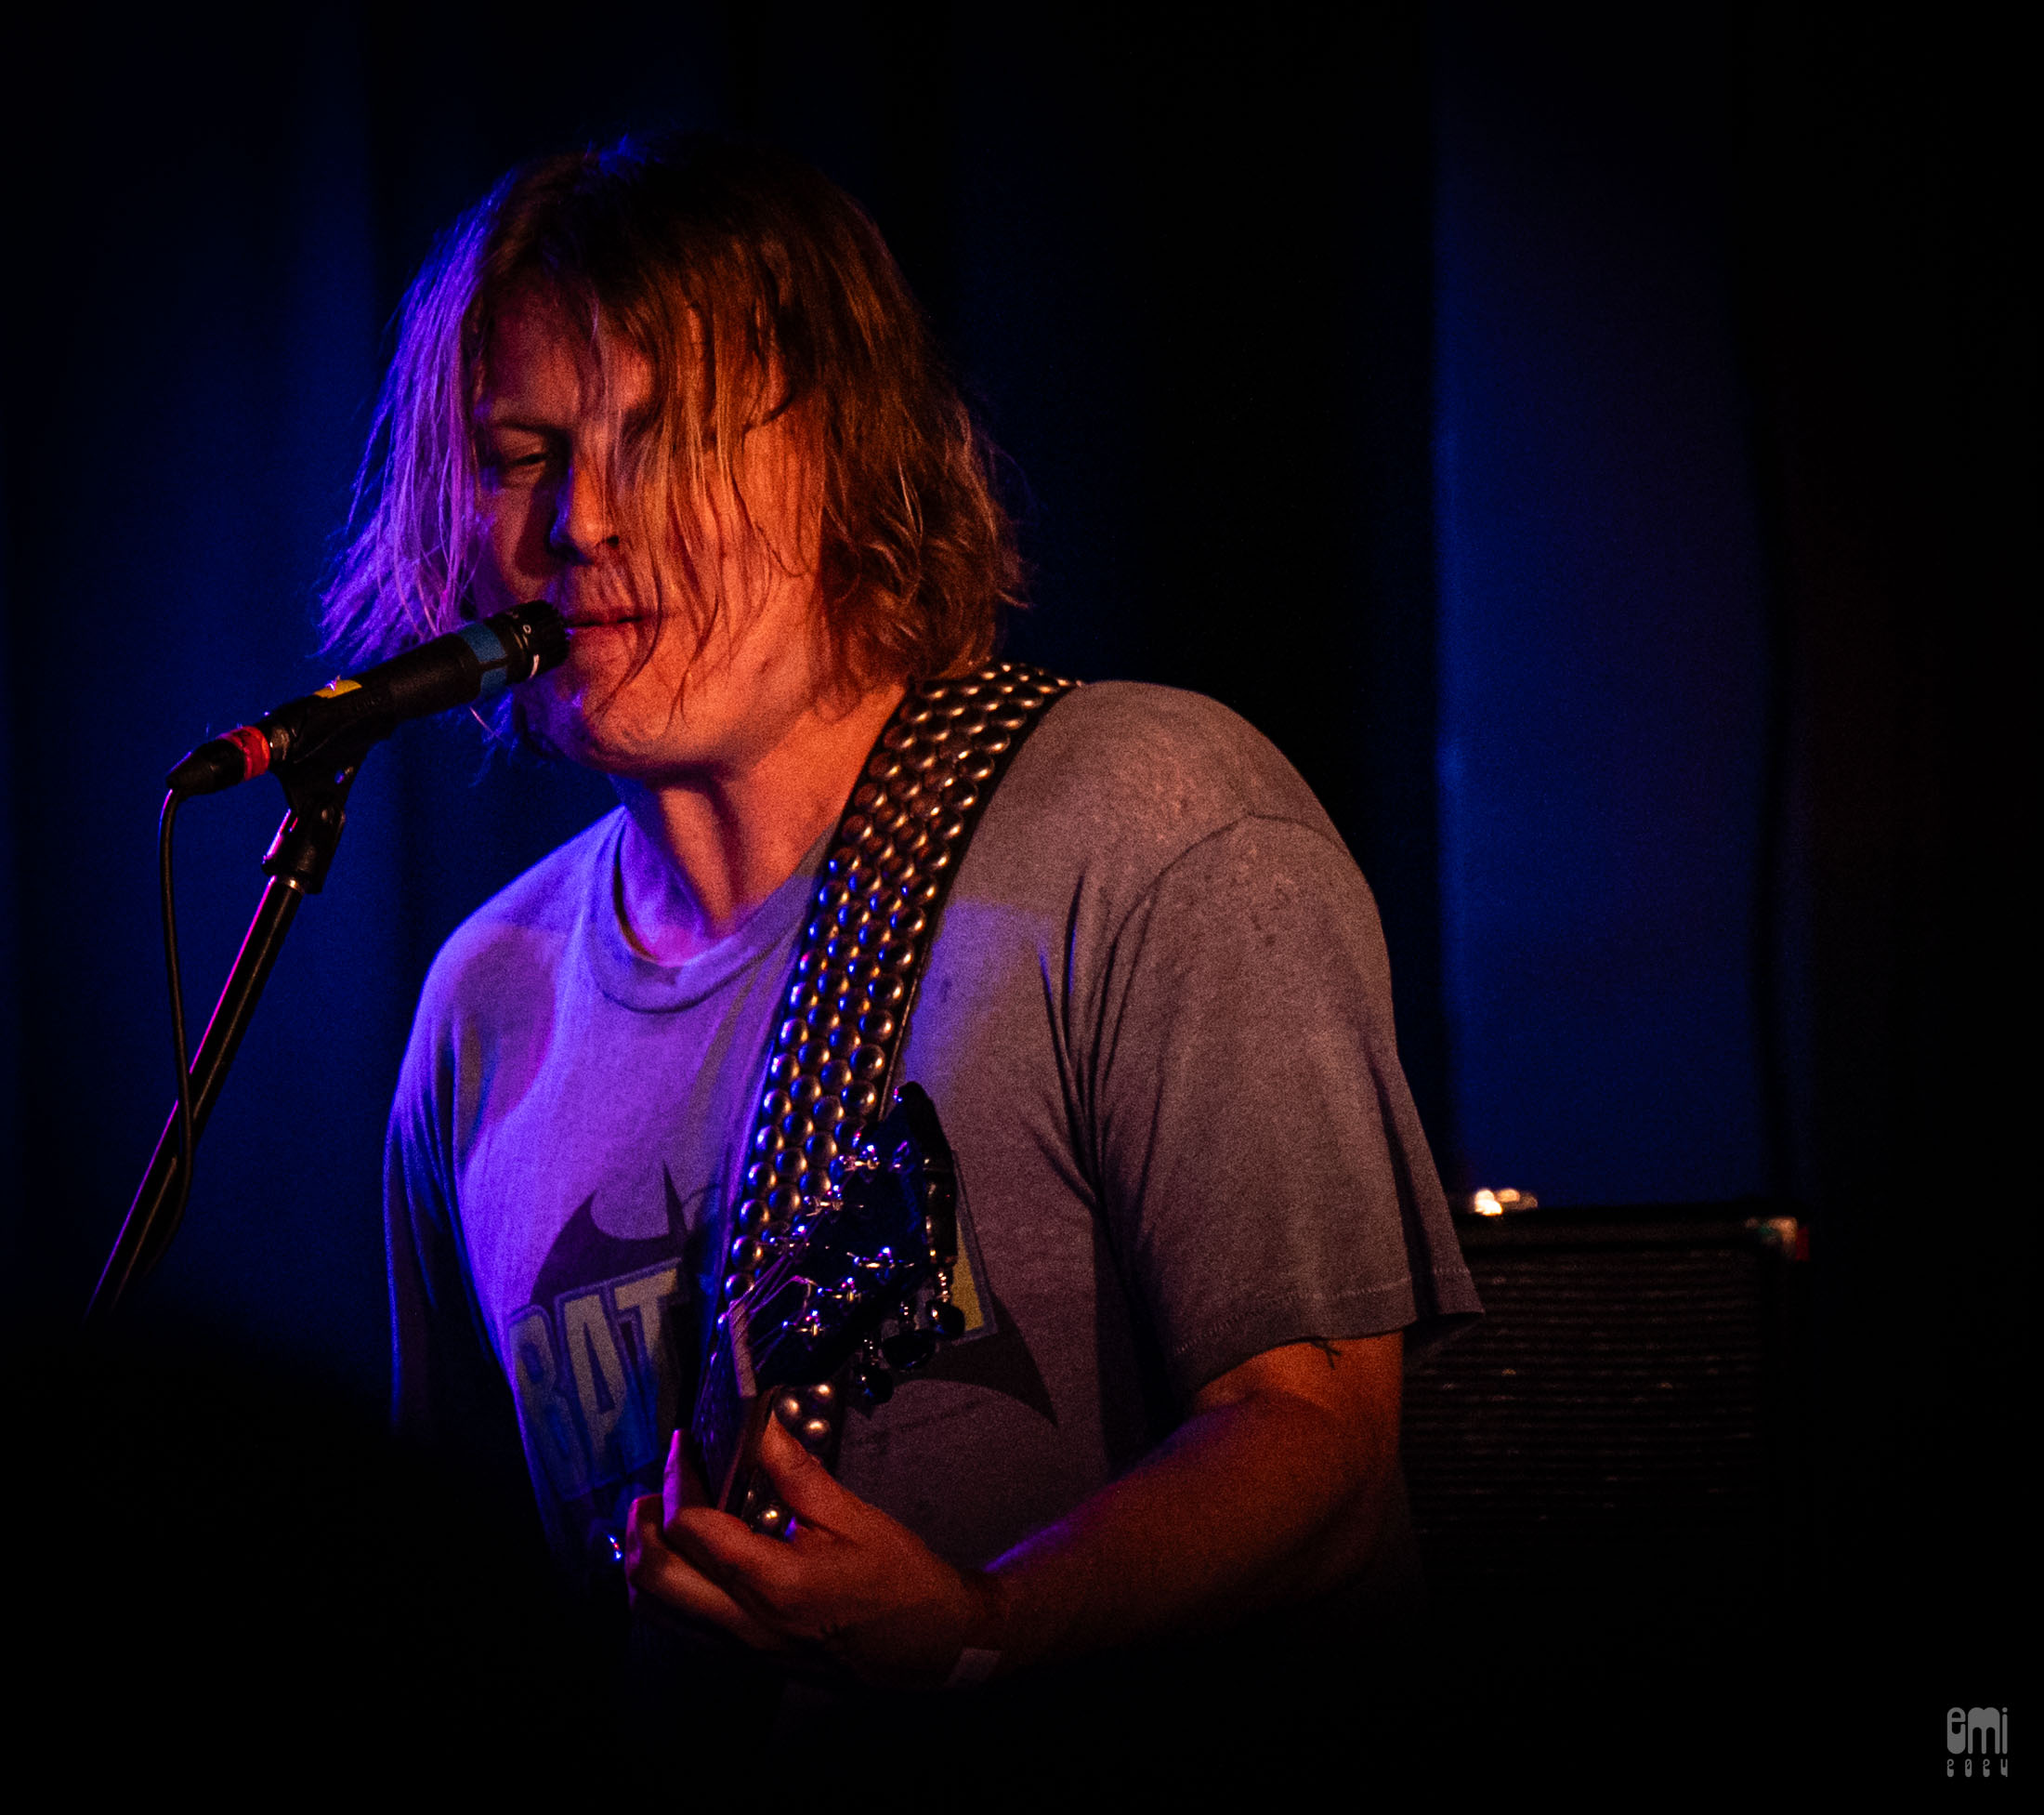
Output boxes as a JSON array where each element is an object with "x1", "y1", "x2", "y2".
[{"x1": 352, "y1": 136, "x2": 1477, "y2": 1706}]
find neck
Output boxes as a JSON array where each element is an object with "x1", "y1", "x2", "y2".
[{"x1": 611, "y1": 679, "x2": 905, "y2": 965}]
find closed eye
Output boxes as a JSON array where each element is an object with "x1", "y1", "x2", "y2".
[{"x1": 481, "y1": 442, "x2": 561, "y2": 486}]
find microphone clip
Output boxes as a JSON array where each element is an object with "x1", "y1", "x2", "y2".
[{"x1": 257, "y1": 722, "x2": 384, "y2": 897}]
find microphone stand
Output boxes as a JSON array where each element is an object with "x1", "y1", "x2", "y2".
[{"x1": 85, "y1": 724, "x2": 386, "y2": 1327}]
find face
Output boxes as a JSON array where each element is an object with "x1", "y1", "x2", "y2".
[{"x1": 471, "y1": 292, "x2": 829, "y2": 781}]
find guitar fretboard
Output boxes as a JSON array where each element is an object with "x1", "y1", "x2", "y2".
[{"x1": 692, "y1": 1300, "x2": 756, "y2": 1509}]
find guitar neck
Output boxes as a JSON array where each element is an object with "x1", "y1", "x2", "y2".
[{"x1": 691, "y1": 1302, "x2": 762, "y2": 1512}]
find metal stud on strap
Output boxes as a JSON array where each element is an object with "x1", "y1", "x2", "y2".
[{"x1": 722, "y1": 662, "x2": 1076, "y2": 1309}]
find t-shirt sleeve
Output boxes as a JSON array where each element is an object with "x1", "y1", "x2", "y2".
[
  {"x1": 1090, "y1": 813, "x2": 1480, "y2": 1402},
  {"x1": 385, "y1": 1004, "x2": 530, "y2": 1499}
]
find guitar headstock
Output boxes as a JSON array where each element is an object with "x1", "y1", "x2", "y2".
[
  {"x1": 745, "y1": 1081, "x2": 960, "y2": 1393},
  {"x1": 691, "y1": 1083, "x2": 963, "y2": 1515}
]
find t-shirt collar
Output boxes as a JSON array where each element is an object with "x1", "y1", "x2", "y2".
[{"x1": 583, "y1": 812, "x2": 828, "y2": 1012}]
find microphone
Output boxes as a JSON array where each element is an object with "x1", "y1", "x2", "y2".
[{"x1": 167, "y1": 601, "x2": 569, "y2": 796}]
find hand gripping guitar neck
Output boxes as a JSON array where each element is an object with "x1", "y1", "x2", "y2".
[{"x1": 688, "y1": 663, "x2": 1076, "y2": 1532}]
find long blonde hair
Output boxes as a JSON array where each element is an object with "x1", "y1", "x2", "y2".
[{"x1": 322, "y1": 136, "x2": 1021, "y2": 711}]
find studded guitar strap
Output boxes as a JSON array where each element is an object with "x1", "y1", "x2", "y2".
[{"x1": 714, "y1": 661, "x2": 1077, "y2": 1494}]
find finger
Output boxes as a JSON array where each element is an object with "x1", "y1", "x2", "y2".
[
  {"x1": 664, "y1": 1502, "x2": 810, "y2": 1604},
  {"x1": 662, "y1": 1428, "x2": 711, "y2": 1523},
  {"x1": 627, "y1": 1497, "x2": 781, "y2": 1647},
  {"x1": 627, "y1": 1491, "x2": 662, "y2": 1543},
  {"x1": 755, "y1": 1414, "x2": 861, "y2": 1532}
]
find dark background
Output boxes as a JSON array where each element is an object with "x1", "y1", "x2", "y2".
[{"x1": 1, "y1": 0, "x2": 2025, "y2": 1772}]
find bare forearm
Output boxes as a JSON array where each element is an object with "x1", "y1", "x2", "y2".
[
  {"x1": 976, "y1": 1375, "x2": 1397, "y2": 1673},
  {"x1": 632, "y1": 1333, "x2": 1403, "y2": 1688}
]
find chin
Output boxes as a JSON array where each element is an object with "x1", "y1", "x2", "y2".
[{"x1": 530, "y1": 676, "x2": 699, "y2": 776}]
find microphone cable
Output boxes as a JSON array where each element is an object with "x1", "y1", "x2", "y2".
[{"x1": 131, "y1": 603, "x2": 566, "y2": 1295}]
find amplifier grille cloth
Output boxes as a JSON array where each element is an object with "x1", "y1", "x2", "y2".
[{"x1": 1404, "y1": 1240, "x2": 1774, "y2": 1593}]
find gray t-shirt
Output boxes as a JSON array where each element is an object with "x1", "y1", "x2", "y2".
[{"x1": 387, "y1": 682, "x2": 1480, "y2": 1574}]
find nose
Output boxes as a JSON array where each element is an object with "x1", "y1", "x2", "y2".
[{"x1": 545, "y1": 460, "x2": 622, "y2": 565}]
